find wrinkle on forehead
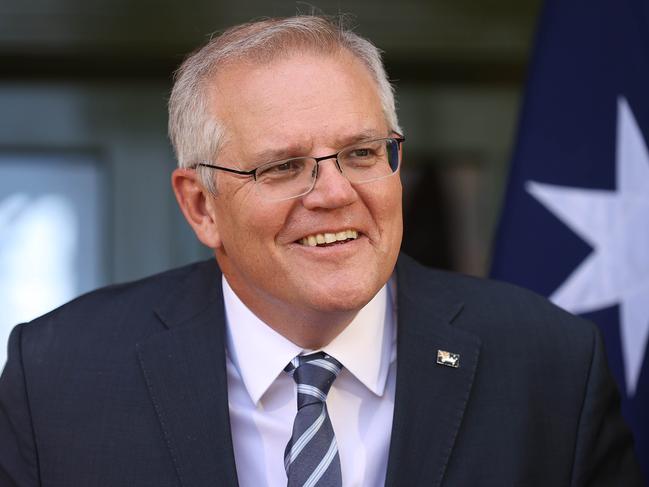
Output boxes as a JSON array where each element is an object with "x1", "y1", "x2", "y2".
[{"x1": 206, "y1": 51, "x2": 387, "y2": 169}]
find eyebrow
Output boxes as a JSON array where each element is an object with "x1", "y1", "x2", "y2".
[
  {"x1": 333, "y1": 129, "x2": 388, "y2": 148},
  {"x1": 249, "y1": 143, "x2": 313, "y2": 166}
]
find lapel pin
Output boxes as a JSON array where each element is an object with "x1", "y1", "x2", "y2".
[{"x1": 436, "y1": 350, "x2": 460, "y2": 368}]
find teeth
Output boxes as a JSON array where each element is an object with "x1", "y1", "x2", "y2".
[{"x1": 299, "y1": 229, "x2": 359, "y2": 246}]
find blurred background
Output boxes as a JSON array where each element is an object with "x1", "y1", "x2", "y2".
[{"x1": 0, "y1": 0, "x2": 541, "y2": 364}]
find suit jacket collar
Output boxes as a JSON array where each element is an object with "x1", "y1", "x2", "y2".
[{"x1": 136, "y1": 256, "x2": 481, "y2": 487}]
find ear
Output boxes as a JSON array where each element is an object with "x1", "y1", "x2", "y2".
[{"x1": 171, "y1": 168, "x2": 222, "y2": 249}]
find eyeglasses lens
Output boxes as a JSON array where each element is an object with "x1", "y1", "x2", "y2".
[{"x1": 256, "y1": 158, "x2": 317, "y2": 201}]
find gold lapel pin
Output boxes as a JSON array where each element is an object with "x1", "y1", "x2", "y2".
[{"x1": 436, "y1": 350, "x2": 460, "y2": 368}]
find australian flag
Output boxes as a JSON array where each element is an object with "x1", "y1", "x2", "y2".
[{"x1": 490, "y1": 0, "x2": 649, "y2": 480}]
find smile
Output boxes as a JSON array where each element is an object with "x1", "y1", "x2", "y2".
[{"x1": 298, "y1": 229, "x2": 359, "y2": 247}]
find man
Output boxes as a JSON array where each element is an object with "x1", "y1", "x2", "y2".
[{"x1": 0, "y1": 15, "x2": 643, "y2": 487}]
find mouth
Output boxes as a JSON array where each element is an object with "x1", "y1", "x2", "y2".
[{"x1": 298, "y1": 229, "x2": 359, "y2": 247}]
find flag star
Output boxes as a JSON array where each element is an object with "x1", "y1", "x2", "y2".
[{"x1": 525, "y1": 97, "x2": 649, "y2": 397}]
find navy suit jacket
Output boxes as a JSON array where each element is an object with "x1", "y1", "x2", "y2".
[{"x1": 0, "y1": 255, "x2": 643, "y2": 486}]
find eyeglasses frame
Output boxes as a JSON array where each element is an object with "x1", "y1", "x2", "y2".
[{"x1": 194, "y1": 134, "x2": 405, "y2": 183}]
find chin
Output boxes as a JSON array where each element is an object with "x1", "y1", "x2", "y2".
[{"x1": 301, "y1": 278, "x2": 382, "y2": 314}]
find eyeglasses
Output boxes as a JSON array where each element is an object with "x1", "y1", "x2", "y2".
[{"x1": 196, "y1": 135, "x2": 405, "y2": 201}]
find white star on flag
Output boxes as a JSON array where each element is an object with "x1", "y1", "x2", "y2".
[{"x1": 525, "y1": 97, "x2": 649, "y2": 397}]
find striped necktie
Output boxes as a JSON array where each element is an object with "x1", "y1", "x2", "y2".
[{"x1": 284, "y1": 352, "x2": 343, "y2": 487}]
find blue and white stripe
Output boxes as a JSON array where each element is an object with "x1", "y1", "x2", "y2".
[
  {"x1": 284, "y1": 405, "x2": 327, "y2": 471},
  {"x1": 302, "y1": 438, "x2": 339, "y2": 487},
  {"x1": 297, "y1": 384, "x2": 327, "y2": 402},
  {"x1": 308, "y1": 358, "x2": 342, "y2": 375}
]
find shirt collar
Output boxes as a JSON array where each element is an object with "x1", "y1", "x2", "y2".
[{"x1": 223, "y1": 276, "x2": 395, "y2": 405}]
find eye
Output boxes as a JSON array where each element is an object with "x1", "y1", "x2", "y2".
[
  {"x1": 341, "y1": 141, "x2": 386, "y2": 169},
  {"x1": 257, "y1": 158, "x2": 307, "y2": 180},
  {"x1": 350, "y1": 148, "x2": 372, "y2": 158},
  {"x1": 274, "y1": 162, "x2": 295, "y2": 172}
]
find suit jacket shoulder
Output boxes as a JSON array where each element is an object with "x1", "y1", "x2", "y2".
[
  {"x1": 20, "y1": 259, "x2": 220, "y2": 346},
  {"x1": 0, "y1": 259, "x2": 235, "y2": 487},
  {"x1": 398, "y1": 252, "x2": 595, "y2": 342}
]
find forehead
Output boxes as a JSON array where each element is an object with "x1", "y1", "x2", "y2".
[{"x1": 207, "y1": 50, "x2": 387, "y2": 160}]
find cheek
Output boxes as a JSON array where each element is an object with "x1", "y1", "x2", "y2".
[
  {"x1": 370, "y1": 179, "x2": 403, "y2": 230},
  {"x1": 217, "y1": 193, "x2": 293, "y2": 253},
  {"x1": 374, "y1": 183, "x2": 403, "y2": 260}
]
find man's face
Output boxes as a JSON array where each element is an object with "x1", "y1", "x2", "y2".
[{"x1": 206, "y1": 50, "x2": 403, "y2": 321}]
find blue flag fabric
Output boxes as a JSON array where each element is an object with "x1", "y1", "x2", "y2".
[{"x1": 490, "y1": 0, "x2": 649, "y2": 480}]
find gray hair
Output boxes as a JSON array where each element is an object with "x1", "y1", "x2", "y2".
[{"x1": 168, "y1": 15, "x2": 401, "y2": 192}]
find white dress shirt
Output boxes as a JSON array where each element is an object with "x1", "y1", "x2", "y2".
[{"x1": 223, "y1": 276, "x2": 397, "y2": 487}]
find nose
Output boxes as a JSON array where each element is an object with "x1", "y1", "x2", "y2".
[{"x1": 301, "y1": 158, "x2": 358, "y2": 210}]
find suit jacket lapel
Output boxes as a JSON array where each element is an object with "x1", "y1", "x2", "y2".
[
  {"x1": 136, "y1": 261, "x2": 239, "y2": 487},
  {"x1": 385, "y1": 256, "x2": 482, "y2": 487}
]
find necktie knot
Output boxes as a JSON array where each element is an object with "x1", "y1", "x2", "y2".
[{"x1": 286, "y1": 352, "x2": 342, "y2": 409}]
